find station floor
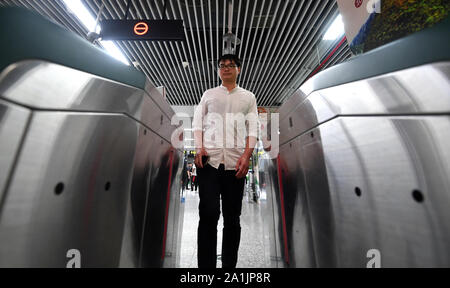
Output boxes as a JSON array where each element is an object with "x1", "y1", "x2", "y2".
[{"x1": 178, "y1": 185, "x2": 271, "y2": 268}]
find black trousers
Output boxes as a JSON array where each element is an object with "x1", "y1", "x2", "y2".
[
  {"x1": 185, "y1": 176, "x2": 190, "y2": 190},
  {"x1": 197, "y1": 164, "x2": 245, "y2": 268}
]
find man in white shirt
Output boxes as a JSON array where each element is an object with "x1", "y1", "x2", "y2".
[{"x1": 193, "y1": 54, "x2": 258, "y2": 268}]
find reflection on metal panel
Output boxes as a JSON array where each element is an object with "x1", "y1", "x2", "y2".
[
  {"x1": 126, "y1": 124, "x2": 183, "y2": 268},
  {"x1": 280, "y1": 62, "x2": 450, "y2": 145},
  {"x1": 139, "y1": 140, "x2": 174, "y2": 267},
  {"x1": 318, "y1": 116, "x2": 450, "y2": 267},
  {"x1": 120, "y1": 125, "x2": 158, "y2": 268},
  {"x1": 0, "y1": 112, "x2": 138, "y2": 267},
  {"x1": 299, "y1": 128, "x2": 336, "y2": 268},
  {"x1": 0, "y1": 61, "x2": 144, "y2": 115},
  {"x1": 265, "y1": 61, "x2": 450, "y2": 267},
  {"x1": 0, "y1": 100, "x2": 30, "y2": 201},
  {"x1": 278, "y1": 141, "x2": 316, "y2": 267},
  {"x1": 0, "y1": 60, "x2": 182, "y2": 267},
  {"x1": 164, "y1": 152, "x2": 183, "y2": 268},
  {"x1": 259, "y1": 157, "x2": 285, "y2": 267},
  {"x1": 0, "y1": 60, "x2": 175, "y2": 143}
]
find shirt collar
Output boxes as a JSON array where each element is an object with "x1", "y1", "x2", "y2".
[{"x1": 220, "y1": 84, "x2": 240, "y2": 92}]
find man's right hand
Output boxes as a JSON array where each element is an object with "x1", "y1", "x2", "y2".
[{"x1": 195, "y1": 148, "x2": 208, "y2": 168}]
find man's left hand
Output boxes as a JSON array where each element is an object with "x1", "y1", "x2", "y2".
[{"x1": 235, "y1": 154, "x2": 250, "y2": 179}]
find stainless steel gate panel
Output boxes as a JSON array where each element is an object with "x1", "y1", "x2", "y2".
[
  {"x1": 259, "y1": 157, "x2": 286, "y2": 268},
  {"x1": 163, "y1": 150, "x2": 183, "y2": 268},
  {"x1": 0, "y1": 111, "x2": 138, "y2": 267},
  {"x1": 139, "y1": 96, "x2": 175, "y2": 144},
  {"x1": 280, "y1": 62, "x2": 450, "y2": 145},
  {"x1": 0, "y1": 61, "x2": 145, "y2": 114},
  {"x1": 268, "y1": 59, "x2": 450, "y2": 267},
  {"x1": 0, "y1": 60, "x2": 175, "y2": 144},
  {"x1": 140, "y1": 139, "x2": 176, "y2": 267},
  {"x1": 0, "y1": 57, "x2": 182, "y2": 267},
  {"x1": 119, "y1": 125, "x2": 158, "y2": 268},
  {"x1": 297, "y1": 128, "x2": 337, "y2": 268},
  {"x1": 143, "y1": 80, "x2": 177, "y2": 143},
  {"x1": 302, "y1": 116, "x2": 450, "y2": 267},
  {"x1": 120, "y1": 122, "x2": 183, "y2": 268},
  {"x1": 277, "y1": 139, "x2": 316, "y2": 267},
  {"x1": 277, "y1": 89, "x2": 308, "y2": 122},
  {"x1": 0, "y1": 100, "x2": 30, "y2": 200},
  {"x1": 144, "y1": 81, "x2": 176, "y2": 121}
]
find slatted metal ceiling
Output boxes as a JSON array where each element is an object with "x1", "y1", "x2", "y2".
[{"x1": 0, "y1": 0, "x2": 352, "y2": 107}]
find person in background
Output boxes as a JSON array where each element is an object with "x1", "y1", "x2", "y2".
[
  {"x1": 186, "y1": 163, "x2": 192, "y2": 190},
  {"x1": 190, "y1": 163, "x2": 198, "y2": 191},
  {"x1": 181, "y1": 159, "x2": 188, "y2": 196}
]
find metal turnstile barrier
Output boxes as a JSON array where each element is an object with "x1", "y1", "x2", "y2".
[
  {"x1": 261, "y1": 17, "x2": 450, "y2": 268},
  {"x1": 0, "y1": 7, "x2": 183, "y2": 267}
]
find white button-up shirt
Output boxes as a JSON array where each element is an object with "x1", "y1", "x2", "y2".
[{"x1": 193, "y1": 85, "x2": 258, "y2": 170}]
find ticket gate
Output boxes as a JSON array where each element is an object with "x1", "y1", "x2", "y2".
[
  {"x1": 262, "y1": 17, "x2": 450, "y2": 268},
  {"x1": 0, "y1": 7, "x2": 183, "y2": 268}
]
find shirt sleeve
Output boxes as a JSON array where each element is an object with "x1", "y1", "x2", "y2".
[
  {"x1": 192, "y1": 93, "x2": 206, "y2": 132},
  {"x1": 246, "y1": 93, "x2": 258, "y2": 138}
]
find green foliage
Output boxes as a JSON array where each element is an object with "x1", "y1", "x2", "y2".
[{"x1": 363, "y1": 0, "x2": 450, "y2": 52}]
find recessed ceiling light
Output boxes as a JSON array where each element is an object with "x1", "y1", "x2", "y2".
[
  {"x1": 323, "y1": 14, "x2": 345, "y2": 40},
  {"x1": 62, "y1": 0, "x2": 130, "y2": 65}
]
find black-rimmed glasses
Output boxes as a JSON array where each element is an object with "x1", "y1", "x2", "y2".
[{"x1": 218, "y1": 64, "x2": 237, "y2": 69}]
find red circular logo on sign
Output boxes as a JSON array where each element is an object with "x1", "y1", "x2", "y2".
[
  {"x1": 134, "y1": 22, "x2": 148, "y2": 36},
  {"x1": 355, "y1": 0, "x2": 363, "y2": 8}
]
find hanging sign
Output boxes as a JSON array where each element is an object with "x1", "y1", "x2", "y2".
[
  {"x1": 336, "y1": 0, "x2": 377, "y2": 45},
  {"x1": 100, "y1": 20, "x2": 184, "y2": 41}
]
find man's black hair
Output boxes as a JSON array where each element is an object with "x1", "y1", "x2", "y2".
[{"x1": 218, "y1": 54, "x2": 241, "y2": 67}]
